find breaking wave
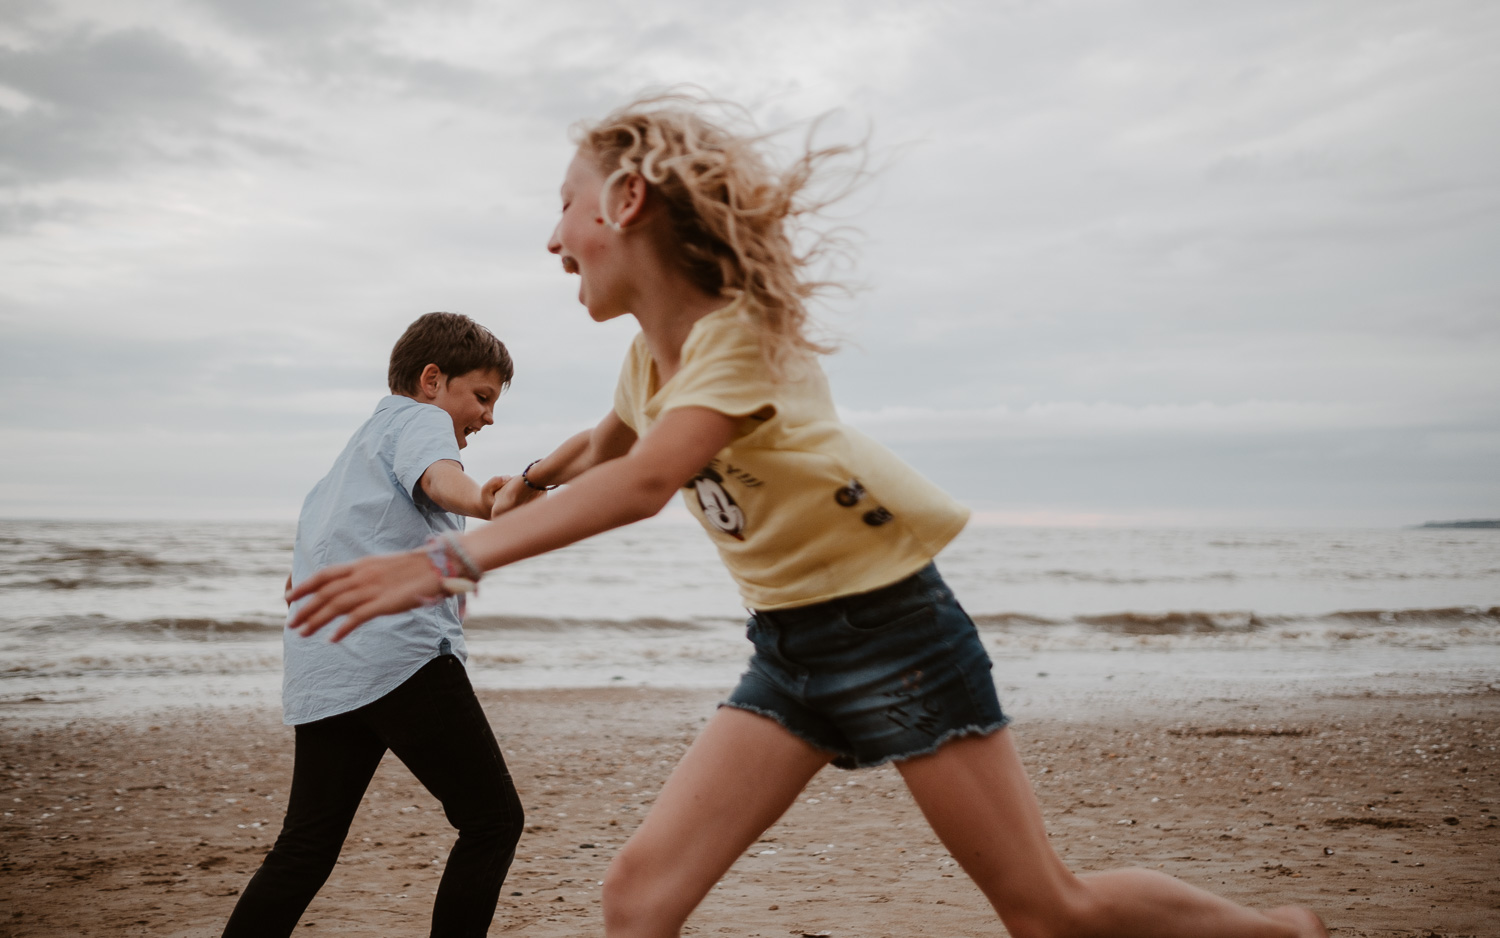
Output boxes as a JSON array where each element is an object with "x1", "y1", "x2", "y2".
[{"x1": 6, "y1": 606, "x2": 1495, "y2": 644}]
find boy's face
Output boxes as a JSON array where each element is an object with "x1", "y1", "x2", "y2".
[{"x1": 430, "y1": 368, "x2": 504, "y2": 449}]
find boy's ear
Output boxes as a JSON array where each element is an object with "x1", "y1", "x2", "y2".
[{"x1": 417, "y1": 363, "x2": 445, "y2": 400}]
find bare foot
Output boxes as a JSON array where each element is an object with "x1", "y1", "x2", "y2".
[{"x1": 1266, "y1": 906, "x2": 1329, "y2": 938}]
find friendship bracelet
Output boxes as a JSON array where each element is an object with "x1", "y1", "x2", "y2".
[
  {"x1": 522, "y1": 459, "x2": 560, "y2": 491},
  {"x1": 439, "y1": 531, "x2": 484, "y2": 582},
  {"x1": 422, "y1": 535, "x2": 479, "y2": 603}
]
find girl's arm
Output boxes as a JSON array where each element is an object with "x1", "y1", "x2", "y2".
[
  {"x1": 288, "y1": 406, "x2": 736, "y2": 641},
  {"x1": 520, "y1": 409, "x2": 639, "y2": 490},
  {"x1": 486, "y1": 410, "x2": 638, "y2": 519}
]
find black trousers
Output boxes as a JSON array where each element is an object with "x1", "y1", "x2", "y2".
[{"x1": 223, "y1": 654, "x2": 524, "y2": 938}]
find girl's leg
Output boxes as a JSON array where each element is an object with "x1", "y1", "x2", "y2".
[
  {"x1": 602, "y1": 707, "x2": 831, "y2": 938},
  {"x1": 222, "y1": 713, "x2": 386, "y2": 938},
  {"x1": 895, "y1": 728, "x2": 1327, "y2": 938}
]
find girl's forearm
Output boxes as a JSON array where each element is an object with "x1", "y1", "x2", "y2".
[
  {"x1": 468, "y1": 407, "x2": 729, "y2": 568},
  {"x1": 461, "y1": 453, "x2": 678, "y2": 569},
  {"x1": 525, "y1": 429, "x2": 592, "y2": 487},
  {"x1": 526, "y1": 412, "x2": 639, "y2": 488}
]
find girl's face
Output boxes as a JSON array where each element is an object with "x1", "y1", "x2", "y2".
[{"x1": 548, "y1": 150, "x2": 628, "y2": 322}]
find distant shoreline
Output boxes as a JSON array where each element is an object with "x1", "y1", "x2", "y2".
[{"x1": 1417, "y1": 520, "x2": 1500, "y2": 529}]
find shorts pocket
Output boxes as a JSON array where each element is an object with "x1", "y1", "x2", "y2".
[{"x1": 841, "y1": 601, "x2": 936, "y2": 634}]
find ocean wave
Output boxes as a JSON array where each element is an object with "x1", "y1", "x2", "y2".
[
  {"x1": 0, "y1": 576, "x2": 159, "y2": 591},
  {"x1": 463, "y1": 615, "x2": 716, "y2": 633},
  {"x1": 0, "y1": 612, "x2": 721, "y2": 640},
  {"x1": 11, "y1": 614, "x2": 284, "y2": 639},
  {"x1": 971, "y1": 613, "x2": 1062, "y2": 629},
  {"x1": 1041, "y1": 570, "x2": 1239, "y2": 585},
  {"x1": 974, "y1": 607, "x2": 1500, "y2": 635},
  {"x1": 1325, "y1": 606, "x2": 1500, "y2": 624},
  {"x1": 1077, "y1": 611, "x2": 1265, "y2": 634},
  {"x1": 0, "y1": 543, "x2": 240, "y2": 587},
  {"x1": 1, "y1": 606, "x2": 1496, "y2": 644}
]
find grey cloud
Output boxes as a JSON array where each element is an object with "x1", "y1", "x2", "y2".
[
  {"x1": 189, "y1": 0, "x2": 368, "y2": 41},
  {"x1": 0, "y1": 195, "x2": 91, "y2": 235},
  {"x1": 0, "y1": 327, "x2": 378, "y2": 434},
  {"x1": 190, "y1": 0, "x2": 617, "y2": 122},
  {"x1": 1, "y1": 0, "x2": 1496, "y2": 523},
  {"x1": 0, "y1": 26, "x2": 257, "y2": 183}
]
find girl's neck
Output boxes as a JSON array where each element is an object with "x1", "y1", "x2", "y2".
[{"x1": 631, "y1": 277, "x2": 730, "y2": 384}]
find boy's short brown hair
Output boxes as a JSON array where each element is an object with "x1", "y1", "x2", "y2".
[{"x1": 388, "y1": 312, "x2": 513, "y2": 395}]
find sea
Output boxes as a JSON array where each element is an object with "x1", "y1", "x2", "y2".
[{"x1": 2, "y1": 519, "x2": 1497, "y2": 720}]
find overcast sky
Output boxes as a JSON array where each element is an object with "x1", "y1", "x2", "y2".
[{"x1": 2, "y1": 0, "x2": 1497, "y2": 526}]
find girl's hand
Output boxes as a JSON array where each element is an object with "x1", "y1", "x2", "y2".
[
  {"x1": 491, "y1": 472, "x2": 544, "y2": 519},
  {"x1": 286, "y1": 550, "x2": 440, "y2": 642},
  {"x1": 479, "y1": 474, "x2": 512, "y2": 517}
]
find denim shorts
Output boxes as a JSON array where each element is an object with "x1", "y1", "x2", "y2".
[{"x1": 723, "y1": 563, "x2": 1009, "y2": 769}]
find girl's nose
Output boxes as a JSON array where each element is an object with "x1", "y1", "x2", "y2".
[{"x1": 547, "y1": 223, "x2": 562, "y2": 254}]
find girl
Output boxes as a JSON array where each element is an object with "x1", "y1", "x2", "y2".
[{"x1": 289, "y1": 94, "x2": 1327, "y2": 938}]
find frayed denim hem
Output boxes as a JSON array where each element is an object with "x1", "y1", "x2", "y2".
[
  {"x1": 717, "y1": 699, "x2": 846, "y2": 762},
  {"x1": 872, "y1": 717, "x2": 1012, "y2": 770},
  {"x1": 717, "y1": 701, "x2": 1011, "y2": 771}
]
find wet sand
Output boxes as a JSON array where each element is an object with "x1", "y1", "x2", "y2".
[{"x1": 2, "y1": 685, "x2": 1497, "y2": 937}]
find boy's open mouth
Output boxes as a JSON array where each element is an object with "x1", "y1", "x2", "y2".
[{"x1": 560, "y1": 255, "x2": 579, "y2": 274}]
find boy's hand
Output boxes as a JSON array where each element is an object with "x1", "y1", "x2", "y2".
[
  {"x1": 491, "y1": 472, "x2": 544, "y2": 519},
  {"x1": 479, "y1": 474, "x2": 511, "y2": 518}
]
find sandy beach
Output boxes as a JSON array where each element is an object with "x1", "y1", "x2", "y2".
[{"x1": 2, "y1": 681, "x2": 1497, "y2": 938}]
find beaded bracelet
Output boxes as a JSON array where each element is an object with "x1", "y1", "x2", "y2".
[
  {"x1": 439, "y1": 531, "x2": 483, "y2": 581},
  {"x1": 423, "y1": 535, "x2": 479, "y2": 601},
  {"x1": 522, "y1": 459, "x2": 560, "y2": 491}
]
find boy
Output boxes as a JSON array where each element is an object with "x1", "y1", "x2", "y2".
[{"x1": 223, "y1": 312, "x2": 531, "y2": 938}]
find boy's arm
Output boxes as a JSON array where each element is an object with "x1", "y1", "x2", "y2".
[{"x1": 419, "y1": 460, "x2": 491, "y2": 519}]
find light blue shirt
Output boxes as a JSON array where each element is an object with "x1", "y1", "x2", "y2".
[{"x1": 283, "y1": 395, "x2": 468, "y2": 725}]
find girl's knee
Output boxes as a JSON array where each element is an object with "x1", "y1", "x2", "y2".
[
  {"x1": 600, "y1": 851, "x2": 644, "y2": 923},
  {"x1": 601, "y1": 846, "x2": 677, "y2": 936}
]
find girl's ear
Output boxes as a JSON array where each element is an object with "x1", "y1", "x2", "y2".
[
  {"x1": 417, "y1": 363, "x2": 444, "y2": 400},
  {"x1": 612, "y1": 172, "x2": 650, "y2": 230}
]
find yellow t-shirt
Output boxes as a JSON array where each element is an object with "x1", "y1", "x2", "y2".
[{"x1": 613, "y1": 297, "x2": 970, "y2": 610}]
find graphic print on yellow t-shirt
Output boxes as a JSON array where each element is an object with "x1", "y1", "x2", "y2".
[
  {"x1": 688, "y1": 464, "x2": 746, "y2": 540},
  {"x1": 613, "y1": 296, "x2": 969, "y2": 610}
]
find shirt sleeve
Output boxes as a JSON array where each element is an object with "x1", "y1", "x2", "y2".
[
  {"x1": 612, "y1": 337, "x2": 644, "y2": 434},
  {"x1": 656, "y1": 315, "x2": 778, "y2": 438},
  {"x1": 392, "y1": 405, "x2": 463, "y2": 501}
]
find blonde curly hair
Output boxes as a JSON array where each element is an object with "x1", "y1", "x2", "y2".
[{"x1": 574, "y1": 91, "x2": 862, "y2": 376}]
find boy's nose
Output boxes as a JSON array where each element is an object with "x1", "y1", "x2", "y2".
[{"x1": 547, "y1": 224, "x2": 562, "y2": 254}]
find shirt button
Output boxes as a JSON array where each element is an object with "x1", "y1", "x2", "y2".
[
  {"x1": 863, "y1": 507, "x2": 893, "y2": 526},
  {"x1": 834, "y1": 481, "x2": 865, "y2": 507}
]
